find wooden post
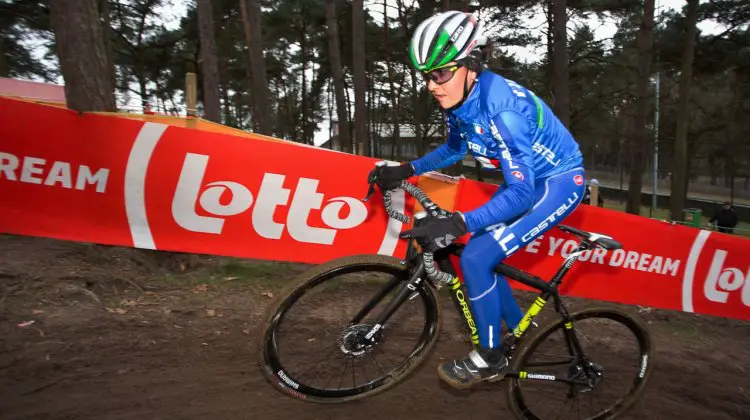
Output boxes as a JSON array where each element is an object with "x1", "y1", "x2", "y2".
[
  {"x1": 185, "y1": 72, "x2": 197, "y2": 128},
  {"x1": 591, "y1": 185, "x2": 600, "y2": 206}
]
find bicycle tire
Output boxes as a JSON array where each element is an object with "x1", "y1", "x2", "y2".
[
  {"x1": 505, "y1": 307, "x2": 654, "y2": 420},
  {"x1": 257, "y1": 254, "x2": 442, "y2": 404}
]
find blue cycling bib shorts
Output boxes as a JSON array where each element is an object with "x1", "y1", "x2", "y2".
[{"x1": 411, "y1": 70, "x2": 586, "y2": 349}]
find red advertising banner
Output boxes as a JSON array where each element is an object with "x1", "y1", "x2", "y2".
[
  {"x1": 454, "y1": 178, "x2": 750, "y2": 321},
  {"x1": 1, "y1": 96, "x2": 748, "y2": 322},
  {"x1": 0, "y1": 98, "x2": 410, "y2": 264}
]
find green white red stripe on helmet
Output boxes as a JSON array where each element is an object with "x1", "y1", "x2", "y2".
[{"x1": 409, "y1": 11, "x2": 486, "y2": 72}]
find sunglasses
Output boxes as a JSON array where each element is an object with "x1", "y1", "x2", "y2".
[{"x1": 422, "y1": 64, "x2": 461, "y2": 84}]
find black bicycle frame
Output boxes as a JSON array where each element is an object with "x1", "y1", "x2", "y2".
[{"x1": 351, "y1": 232, "x2": 598, "y2": 386}]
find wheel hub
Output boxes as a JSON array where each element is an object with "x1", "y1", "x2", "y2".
[{"x1": 338, "y1": 324, "x2": 380, "y2": 357}]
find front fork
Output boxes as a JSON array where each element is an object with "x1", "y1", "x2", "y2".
[{"x1": 349, "y1": 259, "x2": 427, "y2": 344}]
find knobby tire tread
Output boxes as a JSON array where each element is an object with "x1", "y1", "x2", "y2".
[
  {"x1": 504, "y1": 307, "x2": 655, "y2": 420},
  {"x1": 257, "y1": 254, "x2": 442, "y2": 404}
]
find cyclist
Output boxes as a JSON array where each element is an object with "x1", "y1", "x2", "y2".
[{"x1": 369, "y1": 10, "x2": 586, "y2": 389}]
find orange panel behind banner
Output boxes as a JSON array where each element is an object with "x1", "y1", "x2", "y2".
[{"x1": 1, "y1": 96, "x2": 748, "y2": 322}]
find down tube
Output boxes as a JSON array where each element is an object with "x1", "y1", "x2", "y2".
[{"x1": 438, "y1": 251, "x2": 479, "y2": 346}]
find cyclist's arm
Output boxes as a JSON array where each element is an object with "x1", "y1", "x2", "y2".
[
  {"x1": 461, "y1": 110, "x2": 536, "y2": 232},
  {"x1": 410, "y1": 119, "x2": 466, "y2": 175}
]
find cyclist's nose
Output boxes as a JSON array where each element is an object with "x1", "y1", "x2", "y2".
[{"x1": 427, "y1": 79, "x2": 440, "y2": 92}]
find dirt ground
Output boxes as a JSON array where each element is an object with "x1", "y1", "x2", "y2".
[{"x1": 1, "y1": 234, "x2": 748, "y2": 420}]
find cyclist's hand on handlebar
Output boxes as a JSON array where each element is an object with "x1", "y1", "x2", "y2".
[
  {"x1": 368, "y1": 162, "x2": 414, "y2": 191},
  {"x1": 400, "y1": 212, "x2": 467, "y2": 252}
]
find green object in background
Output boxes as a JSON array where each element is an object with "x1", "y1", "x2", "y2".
[{"x1": 683, "y1": 208, "x2": 702, "y2": 227}]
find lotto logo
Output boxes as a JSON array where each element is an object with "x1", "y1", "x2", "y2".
[
  {"x1": 574, "y1": 175, "x2": 584, "y2": 186},
  {"x1": 170, "y1": 153, "x2": 368, "y2": 245}
]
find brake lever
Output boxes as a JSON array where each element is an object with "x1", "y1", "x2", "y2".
[{"x1": 362, "y1": 182, "x2": 377, "y2": 202}]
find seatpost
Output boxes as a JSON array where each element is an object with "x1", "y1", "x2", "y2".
[{"x1": 548, "y1": 242, "x2": 591, "y2": 290}]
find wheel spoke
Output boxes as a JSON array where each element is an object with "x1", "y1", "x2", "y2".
[
  {"x1": 507, "y1": 308, "x2": 652, "y2": 420},
  {"x1": 258, "y1": 257, "x2": 442, "y2": 402}
]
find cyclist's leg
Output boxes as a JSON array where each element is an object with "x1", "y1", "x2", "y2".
[{"x1": 438, "y1": 167, "x2": 586, "y2": 388}]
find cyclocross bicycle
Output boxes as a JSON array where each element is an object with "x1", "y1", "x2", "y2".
[{"x1": 258, "y1": 171, "x2": 654, "y2": 419}]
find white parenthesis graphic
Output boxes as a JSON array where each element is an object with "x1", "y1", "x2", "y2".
[
  {"x1": 682, "y1": 229, "x2": 711, "y2": 313},
  {"x1": 321, "y1": 197, "x2": 368, "y2": 229},
  {"x1": 377, "y1": 188, "x2": 405, "y2": 256},
  {"x1": 125, "y1": 122, "x2": 168, "y2": 249}
]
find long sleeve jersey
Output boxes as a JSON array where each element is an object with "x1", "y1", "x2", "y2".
[{"x1": 411, "y1": 70, "x2": 584, "y2": 232}]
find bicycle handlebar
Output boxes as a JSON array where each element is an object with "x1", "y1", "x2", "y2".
[{"x1": 362, "y1": 163, "x2": 455, "y2": 286}]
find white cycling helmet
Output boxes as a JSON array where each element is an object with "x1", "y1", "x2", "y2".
[{"x1": 409, "y1": 11, "x2": 488, "y2": 72}]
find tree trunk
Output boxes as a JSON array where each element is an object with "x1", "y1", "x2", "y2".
[
  {"x1": 396, "y1": 0, "x2": 425, "y2": 155},
  {"x1": 625, "y1": 0, "x2": 655, "y2": 215},
  {"x1": 0, "y1": 40, "x2": 7, "y2": 78},
  {"x1": 552, "y1": 0, "x2": 569, "y2": 126},
  {"x1": 99, "y1": 0, "x2": 116, "y2": 98},
  {"x1": 221, "y1": 84, "x2": 232, "y2": 126},
  {"x1": 443, "y1": 0, "x2": 451, "y2": 11},
  {"x1": 725, "y1": 67, "x2": 745, "y2": 204},
  {"x1": 197, "y1": 0, "x2": 221, "y2": 122},
  {"x1": 326, "y1": 0, "x2": 351, "y2": 153},
  {"x1": 344, "y1": 76, "x2": 353, "y2": 141},
  {"x1": 384, "y1": 0, "x2": 401, "y2": 161},
  {"x1": 300, "y1": 19, "x2": 308, "y2": 144},
  {"x1": 352, "y1": 0, "x2": 368, "y2": 156},
  {"x1": 668, "y1": 0, "x2": 698, "y2": 221},
  {"x1": 545, "y1": 0, "x2": 554, "y2": 98},
  {"x1": 240, "y1": 0, "x2": 273, "y2": 135},
  {"x1": 49, "y1": 0, "x2": 116, "y2": 112}
]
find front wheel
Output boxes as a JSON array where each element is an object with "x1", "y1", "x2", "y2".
[
  {"x1": 505, "y1": 307, "x2": 654, "y2": 420},
  {"x1": 257, "y1": 254, "x2": 442, "y2": 403}
]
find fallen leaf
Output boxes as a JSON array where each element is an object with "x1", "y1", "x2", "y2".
[
  {"x1": 223, "y1": 276, "x2": 240, "y2": 281},
  {"x1": 32, "y1": 309, "x2": 44, "y2": 315},
  {"x1": 17, "y1": 320, "x2": 35, "y2": 327},
  {"x1": 242, "y1": 329, "x2": 250, "y2": 334},
  {"x1": 205, "y1": 309, "x2": 216, "y2": 317},
  {"x1": 121, "y1": 299, "x2": 138, "y2": 307},
  {"x1": 262, "y1": 291, "x2": 274, "y2": 298},
  {"x1": 193, "y1": 284, "x2": 209, "y2": 293}
]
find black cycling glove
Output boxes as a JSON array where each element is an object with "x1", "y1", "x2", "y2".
[
  {"x1": 368, "y1": 163, "x2": 415, "y2": 191},
  {"x1": 400, "y1": 212, "x2": 467, "y2": 252}
]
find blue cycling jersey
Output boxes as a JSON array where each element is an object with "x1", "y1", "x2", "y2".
[{"x1": 411, "y1": 70, "x2": 584, "y2": 233}]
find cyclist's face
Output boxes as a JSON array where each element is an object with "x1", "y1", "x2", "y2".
[{"x1": 426, "y1": 64, "x2": 475, "y2": 109}]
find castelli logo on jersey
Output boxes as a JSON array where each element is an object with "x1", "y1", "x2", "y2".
[
  {"x1": 574, "y1": 175, "x2": 584, "y2": 186},
  {"x1": 511, "y1": 171, "x2": 524, "y2": 181},
  {"x1": 170, "y1": 153, "x2": 368, "y2": 245}
]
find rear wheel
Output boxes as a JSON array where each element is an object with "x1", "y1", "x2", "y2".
[
  {"x1": 257, "y1": 254, "x2": 441, "y2": 403},
  {"x1": 505, "y1": 308, "x2": 654, "y2": 420}
]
